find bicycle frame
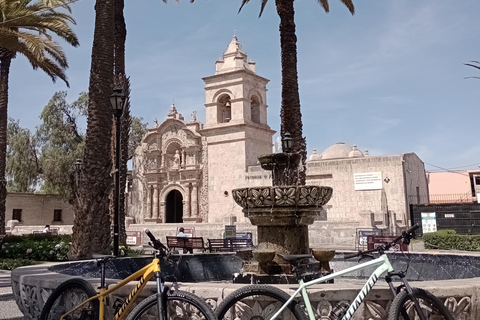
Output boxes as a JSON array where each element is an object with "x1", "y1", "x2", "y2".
[
  {"x1": 270, "y1": 254, "x2": 394, "y2": 320},
  {"x1": 59, "y1": 257, "x2": 162, "y2": 320}
]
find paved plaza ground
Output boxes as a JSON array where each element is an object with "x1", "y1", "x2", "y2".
[{"x1": 0, "y1": 270, "x2": 23, "y2": 320}]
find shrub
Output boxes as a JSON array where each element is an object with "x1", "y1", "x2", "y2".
[
  {"x1": 0, "y1": 234, "x2": 72, "y2": 261},
  {"x1": 423, "y1": 230, "x2": 480, "y2": 251},
  {"x1": 0, "y1": 258, "x2": 41, "y2": 270}
]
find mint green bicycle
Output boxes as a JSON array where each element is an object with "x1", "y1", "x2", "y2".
[{"x1": 215, "y1": 224, "x2": 454, "y2": 320}]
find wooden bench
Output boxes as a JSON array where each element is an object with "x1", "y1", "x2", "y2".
[
  {"x1": 166, "y1": 236, "x2": 205, "y2": 253},
  {"x1": 207, "y1": 238, "x2": 254, "y2": 252}
]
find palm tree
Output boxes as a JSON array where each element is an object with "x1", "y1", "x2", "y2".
[
  {"x1": 114, "y1": 0, "x2": 129, "y2": 245},
  {"x1": 238, "y1": 0, "x2": 354, "y2": 185},
  {"x1": 0, "y1": 0, "x2": 78, "y2": 234},
  {"x1": 69, "y1": 0, "x2": 115, "y2": 260}
]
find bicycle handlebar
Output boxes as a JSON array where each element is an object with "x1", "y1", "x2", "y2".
[
  {"x1": 344, "y1": 223, "x2": 420, "y2": 260},
  {"x1": 145, "y1": 229, "x2": 167, "y2": 253}
]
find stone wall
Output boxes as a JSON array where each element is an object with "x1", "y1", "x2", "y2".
[
  {"x1": 5, "y1": 193, "x2": 74, "y2": 227},
  {"x1": 305, "y1": 154, "x2": 427, "y2": 231}
]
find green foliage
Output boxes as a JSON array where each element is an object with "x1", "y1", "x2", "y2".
[
  {"x1": 0, "y1": 234, "x2": 72, "y2": 261},
  {"x1": 423, "y1": 230, "x2": 480, "y2": 251},
  {"x1": 37, "y1": 91, "x2": 87, "y2": 199},
  {"x1": 0, "y1": 258, "x2": 42, "y2": 270},
  {"x1": 129, "y1": 116, "x2": 148, "y2": 160},
  {"x1": 6, "y1": 91, "x2": 147, "y2": 200},
  {"x1": 6, "y1": 119, "x2": 40, "y2": 192}
]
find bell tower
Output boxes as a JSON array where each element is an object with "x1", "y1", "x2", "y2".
[{"x1": 200, "y1": 36, "x2": 275, "y2": 223}]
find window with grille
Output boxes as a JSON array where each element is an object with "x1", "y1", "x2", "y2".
[
  {"x1": 53, "y1": 209, "x2": 62, "y2": 222},
  {"x1": 12, "y1": 209, "x2": 22, "y2": 222}
]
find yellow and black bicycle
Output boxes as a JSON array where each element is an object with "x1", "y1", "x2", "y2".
[{"x1": 39, "y1": 230, "x2": 217, "y2": 320}]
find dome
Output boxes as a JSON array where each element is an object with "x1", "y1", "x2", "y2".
[
  {"x1": 320, "y1": 142, "x2": 353, "y2": 160},
  {"x1": 348, "y1": 144, "x2": 364, "y2": 158},
  {"x1": 308, "y1": 148, "x2": 322, "y2": 161}
]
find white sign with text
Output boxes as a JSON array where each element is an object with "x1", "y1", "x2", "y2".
[{"x1": 354, "y1": 172, "x2": 383, "y2": 190}]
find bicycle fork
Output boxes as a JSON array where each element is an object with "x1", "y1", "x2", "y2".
[
  {"x1": 155, "y1": 271, "x2": 168, "y2": 320},
  {"x1": 386, "y1": 272, "x2": 427, "y2": 320}
]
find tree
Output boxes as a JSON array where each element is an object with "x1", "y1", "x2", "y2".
[
  {"x1": 6, "y1": 119, "x2": 39, "y2": 192},
  {"x1": 237, "y1": 0, "x2": 354, "y2": 185},
  {"x1": 465, "y1": 61, "x2": 480, "y2": 79},
  {"x1": 0, "y1": 0, "x2": 79, "y2": 234},
  {"x1": 37, "y1": 91, "x2": 87, "y2": 200},
  {"x1": 69, "y1": 0, "x2": 115, "y2": 260},
  {"x1": 114, "y1": 0, "x2": 129, "y2": 244}
]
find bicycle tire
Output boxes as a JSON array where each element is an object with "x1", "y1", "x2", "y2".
[
  {"x1": 126, "y1": 290, "x2": 217, "y2": 320},
  {"x1": 388, "y1": 288, "x2": 454, "y2": 320},
  {"x1": 215, "y1": 284, "x2": 308, "y2": 320},
  {"x1": 39, "y1": 278, "x2": 99, "y2": 320}
]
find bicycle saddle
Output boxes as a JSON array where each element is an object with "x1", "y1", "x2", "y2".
[{"x1": 278, "y1": 254, "x2": 312, "y2": 264}]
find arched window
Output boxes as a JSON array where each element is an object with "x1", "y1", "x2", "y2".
[
  {"x1": 251, "y1": 95, "x2": 260, "y2": 124},
  {"x1": 217, "y1": 95, "x2": 231, "y2": 123}
]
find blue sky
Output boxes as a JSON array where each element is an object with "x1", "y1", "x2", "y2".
[{"x1": 7, "y1": 0, "x2": 480, "y2": 172}]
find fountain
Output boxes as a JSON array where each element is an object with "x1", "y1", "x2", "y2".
[{"x1": 232, "y1": 133, "x2": 333, "y2": 283}]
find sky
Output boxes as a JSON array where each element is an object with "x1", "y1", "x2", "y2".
[{"x1": 7, "y1": 0, "x2": 480, "y2": 173}]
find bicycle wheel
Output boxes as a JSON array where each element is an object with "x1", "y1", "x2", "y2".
[
  {"x1": 126, "y1": 290, "x2": 217, "y2": 320},
  {"x1": 215, "y1": 284, "x2": 307, "y2": 320},
  {"x1": 40, "y1": 278, "x2": 99, "y2": 320},
  {"x1": 388, "y1": 288, "x2": 454, "y2": 320}
]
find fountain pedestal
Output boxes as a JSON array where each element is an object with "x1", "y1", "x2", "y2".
[{"x1": 232, "y1": 152, "x2": 333, "y2": 284}]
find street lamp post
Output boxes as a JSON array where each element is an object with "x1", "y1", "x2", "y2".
[
  {"x1": 282, "y1": 132, "x2": 293, "y2": 153},
  {"x1": 110, "y1": 86, "x2": 126, "y2": 257}
]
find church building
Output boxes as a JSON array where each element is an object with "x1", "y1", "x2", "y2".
[{"x1": 128, "y1": 36, "x2": 275, "y2": 225}]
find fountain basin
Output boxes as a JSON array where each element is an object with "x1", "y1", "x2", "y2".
[
  {"x1": 11, "y1": 252, "x2": 480, "y2": 319},
  {"x1": 258, "y1": 153, "x2": 302, "y2": 171},
  {"x1": 232, "y1": 185, "x2": 333, "y2": 209}
]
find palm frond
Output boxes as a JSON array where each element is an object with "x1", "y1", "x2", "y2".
[
  {"x1": 465, "y1": 61, "x2": 480, "y2": 71},
  {"x1": 259, "y1": 0, "x2": 268, "y2": 17},
  {"x1": 238, "y1": 0, "x2": 250, "y2": 14},
  {"x1": 317, "y1": 0, "x2": 329, "y2": 13}
]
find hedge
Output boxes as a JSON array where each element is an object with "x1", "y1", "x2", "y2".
[{"x1": 423, "y1": 229, "x2": 480, "y2": 251}]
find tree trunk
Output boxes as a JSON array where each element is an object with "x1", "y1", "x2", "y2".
[
  {"x1": 69, "y1": 0, "x2": 115, "y2": 260},
  {"x1": 114, "y1": 0, "x2": 128, "y2": 245},
  {"x1": 276, "y1": 0, "x2": 307, "y2": 185},
  {"x1": 0, "y1": 56, "x2": 11, "y2": 235}
]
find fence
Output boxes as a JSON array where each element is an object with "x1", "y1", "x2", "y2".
[{"x1": 410, "y1": 203, "x2": 480, "y2": 235}]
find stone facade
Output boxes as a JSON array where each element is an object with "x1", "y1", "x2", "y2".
[
  {"x1": 128, "y1": 36, "x2": 275, "y2": 225},
  {"x1": 5, "y1": 192, "x2": 74, "y2": 226},
  {"x1": 306, "y1": 148, "x2": 428, "y2": 234}
]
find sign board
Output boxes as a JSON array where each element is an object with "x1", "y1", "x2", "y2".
[
  {"x1": 421, "y1": 212, "x2": 437, "y2": 233},
  {"x1": 367, "y1": 236, "x2": 409, "y2": 252},
  {"x1": 358, "y1": 230, "x2": 381, "y2": 247},
  {"x1": 354, "y1": 172, "x2": 383, "y2": 191},
  {"x1": 224, "y1": 225, "x2": 236, "y2": 238},
  {"x1": 126, "y1": 231, "x2": 141, "y2": 246}
]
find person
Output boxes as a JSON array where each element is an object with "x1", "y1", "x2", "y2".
[
  {"x1": 43, "y1": 225, "x2": 51, "y2": 233},
  {"x1": 177, "y1": 227, "x2": 187, "y2": 237}
]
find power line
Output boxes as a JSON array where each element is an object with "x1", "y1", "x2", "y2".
[
  {"x1": 424, "y1": 162, "x2": 473, "y2": 177},
  {"x1": 0, "y1": 0, "x2": 81, "y2": 25}
]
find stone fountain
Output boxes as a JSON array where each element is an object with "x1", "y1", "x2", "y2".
[{"x1": 232, "y1": 145, "x2": 333, "y2": 283}]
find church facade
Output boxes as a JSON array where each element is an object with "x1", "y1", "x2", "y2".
[{"x1": 128, "y1": 36, "x2": 275, "y2": 225}]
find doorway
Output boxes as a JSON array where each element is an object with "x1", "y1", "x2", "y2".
[{"x1": 166, "y1": 190, "x2": 183, "y2": 223}]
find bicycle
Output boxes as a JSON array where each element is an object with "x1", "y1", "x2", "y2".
[
  {"x1": 215, "y1": 224, "x2": 454, "y2": 320},
  {"x1": 39, "y1": 229, "x2": 217, "y2": 320}
]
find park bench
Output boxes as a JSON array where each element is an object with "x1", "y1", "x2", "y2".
[
  {"x1": 207, "y1": 238, "x2": 254, "y2": 252},
  {"x1": 33, "y1": 228, "x2": 59, "y2": 235},
  {"x1": 166, "y1": 236, "x2": 205, "y2": 254}
]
